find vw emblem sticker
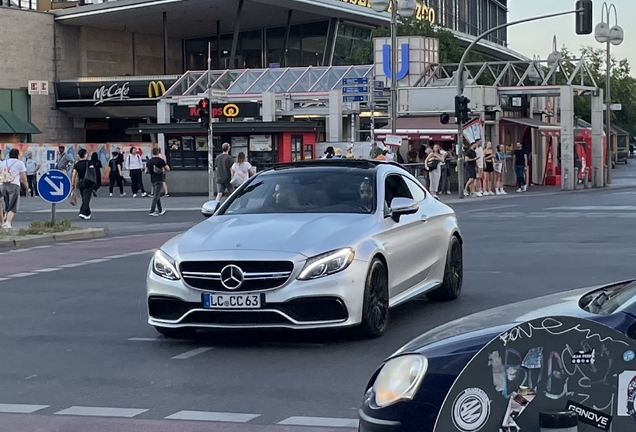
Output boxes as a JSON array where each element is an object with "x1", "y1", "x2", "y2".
[
  {"x1": 451, "y1": 388, "x2": 490, "y2": 432},
  {"x1": 220, "y1": 264, "x2": 244, "y2": 290}
]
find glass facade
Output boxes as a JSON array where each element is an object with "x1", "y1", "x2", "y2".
[
  {"x1": 333, "y1": 23, "x2": 373, "y2": 66},
  {"x1": 432, "y1": 0, "x2": 507, "y2": 45}
]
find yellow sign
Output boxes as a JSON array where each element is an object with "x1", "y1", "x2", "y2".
[
  {"x1": 223, "y1": 104, "x2": 240, "y2": 117},
  {"x1": 337, "y1": 0, "x2": 436, "y2": 24},
  {"x1": 148, "y1": 81, "x2": 167, "y2": 98}
]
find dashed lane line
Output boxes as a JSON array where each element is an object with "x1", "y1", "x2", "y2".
[
  {"x1": 5, "y1": 272, "x2": 37, "y2": 278},
  {"x1": 54, "y1": 406, "x2": 149, "y2": 418},
  {"x1": 34, "y1": 268, "x2": 63, "y2": 273},
  {"x1": 278, "y1": 417, "x2": 360, "y2": 428},
  {"x1": 0, "y1": 404, "x2": 49, "y2": 414},
  {"x1": 127, "y1": 337, "x2": 160, "y2": 342},
  {"x1": 165, "y1": 411, "x2": 260, "y2": 422},
  {"x1": 171, "y1": 347, "x2": 213, "y2": 360}
]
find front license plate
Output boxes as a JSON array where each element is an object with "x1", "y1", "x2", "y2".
[{"x1": 203, "y1": 293, "x2": 261, "y2": 309}]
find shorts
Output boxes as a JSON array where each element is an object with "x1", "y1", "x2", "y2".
[
  {"x1": 1, "y1": 183, "x2": 20, "y2": 213},
  {"x1": 217, "y1": 182, "x2": 234, "y2": 195},
  {"x1": 466, "y1": 166, "x2": 477, "y2": 180},
  {"x1": 484, "y1": 164, "x2": 494, "y2": 173}
]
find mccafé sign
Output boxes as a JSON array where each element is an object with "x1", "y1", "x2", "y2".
[{"x1": 336, "y1": 0, "x2": 435, "y2": 23}]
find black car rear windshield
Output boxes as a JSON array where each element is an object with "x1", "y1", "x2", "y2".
[
  {"x1": 219, "y1": 168, "x2": 376, "y2": 215},
  {"x1": 580, "y1": 280, "x2": 636, "y2": 315}
]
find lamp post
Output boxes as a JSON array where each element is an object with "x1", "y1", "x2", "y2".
[
  {"x1": 594, "y1": 2, "x2": 624, "y2": 185},
  {"x1": 369, "y1": 0, "x2": 416, "y2": 138}
]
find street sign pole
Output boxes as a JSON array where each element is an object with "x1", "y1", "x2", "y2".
[
  {"x1": 207, "y1": 43, "x2": 215, "y2": 200},
  {"x1": 51, "y1": 203, "x2": 56, "y2": 224},
  {"x1": 342, "y1": 77, "x2": 371, "y2": 143}
]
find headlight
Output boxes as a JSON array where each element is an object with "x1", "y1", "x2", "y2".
[
  {"x1": 152, "y1": 250, "x2": 180, "y2": 280},
  {"x1": 297, "y1": 248, "x2": 355, "y2": 280},
  {"x1": 371, "y1": 354, "x2": 428, "y2": 408}
]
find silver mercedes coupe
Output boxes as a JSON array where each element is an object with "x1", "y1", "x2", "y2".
[{"x1": 146, "y1": 159, "x2": 463, "y2": 338}]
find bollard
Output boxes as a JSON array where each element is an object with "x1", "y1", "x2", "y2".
[
  {"x1": 539, "y1": 410, "x2": 577, "y2": 432},
  {"x1": 593, "y1": 166, "x2": 599, "y2": 187},
  {"x1": 574, "y1": 168, "x2": 579, "y2": 189},
  {"x1": 583, "y1": 167, "x2": 590, "y2": 189}
]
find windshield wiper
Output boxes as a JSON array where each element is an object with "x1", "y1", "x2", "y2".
[{"x1": 585, "y1": 291, "x2": 610, "y2": 313}]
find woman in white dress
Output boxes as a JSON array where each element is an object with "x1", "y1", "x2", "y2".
[{"x1": 230, "y1": 152, "x2": 256, "y2": 187}]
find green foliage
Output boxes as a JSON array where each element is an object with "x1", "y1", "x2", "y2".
[
  {"x1": 559, "y1": 46, "x2": 636, "y2": 135},
  {"x1": 18, "y1": 219, "x2": 73, "y2": 236},
  {"x1": 344, "y1": 18, "x2": 484, "y2": 65}
]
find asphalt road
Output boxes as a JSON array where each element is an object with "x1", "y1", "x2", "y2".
[{"x1": 1, "y1": 172, "x2": 636, "y2": 431}]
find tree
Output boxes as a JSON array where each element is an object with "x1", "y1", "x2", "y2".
[
  {"x1": 344, "y1": 17, "x2": 484, "y2": 65},
  {"x1": 559, "y1": 46, "x2": 636, "y2": 135}
]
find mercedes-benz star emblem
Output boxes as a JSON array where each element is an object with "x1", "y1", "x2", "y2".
[{"x1": 220, "y1": 264, "x2": 244, "y2": 290}]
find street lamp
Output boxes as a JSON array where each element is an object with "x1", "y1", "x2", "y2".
[
  {"x1": 594, "y1": 2, "x2": 624, "y2": 184},
  {"x1": 369, "y1": 0, "x2": 416, "y2": 137}
]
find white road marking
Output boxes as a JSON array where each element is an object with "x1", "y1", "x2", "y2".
[
  {"x1": 5, "y1": 272, "x2": 37, "y2": 278},
  {"x1": 462, "y1": 204, "x2": 519, "y2": 213},
  {"x1": 278, "y1": 416, "x2": 359, "y2": 428},
  {"x1": 32, "y1": 208, "x2": 200, "y2": 213},
  {"x1": 545, "y1": 205, "x2": 636, "y2": 211},
  {"x1": 82, "y1": 258, "x2": 110, "y2": 264},
  {"x1": 34, "y1": 268, "x2": 62, "y2": 273},
  {"x1": 171, "y1": 347, "x2": 213, "y2": 359},
  {"x1": 128, "y1": 337, "x2": 160, "y2": 342},
  {"x1": 0, "y1": 403, "x2": 50, "y2": 413},
  {"x1": 104, "y1": 254, "x2": 133, "y2": 259},
  {"x1": 57, "y1": 262, "x2": 85, "y2": 268},
  {"x1": 0, "y1": 278, "x2": 9, "y2": 282},
  {"x1": 165, "y1": 411, "x2": 260, "y2": 422},
  {"x1": 54, "y1": 406, "x2": 148, "y2": 417}
]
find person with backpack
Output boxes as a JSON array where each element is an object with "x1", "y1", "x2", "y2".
[
  {"x1": 71, "y1": 149, "x2": 97, "y2": 220},
  {"x1": 0, "y1": 148, "x2": 29, "y2": 229},
  {"x1": 145, "y1": 147, "x2": 169, "y2": 216}
]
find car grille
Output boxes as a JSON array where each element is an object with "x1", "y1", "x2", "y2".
[
  {"x1": 179, "y1": 261, "x2": 294, "y2": 292},
  {"x1": 148, "y1": 295, "x2": 348, "y2": 324}
]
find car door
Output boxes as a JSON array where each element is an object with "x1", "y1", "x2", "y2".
[
  {"x1": 374, "y1": 172, "x2": 423, "y2": 297},
  {"x1": 402, "y1": 175, "x2": 446, "y2": 285}
]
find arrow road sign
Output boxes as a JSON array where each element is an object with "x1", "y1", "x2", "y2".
[
  {"x1": 342, "y1": 77, "x2": 369, "y2": 86},
  {"x1": 342, "y1": 86, "x2": 369, "y2": 94},
  {"x1": 38, "y1": 169, "x2": 72, "y2": 204}
]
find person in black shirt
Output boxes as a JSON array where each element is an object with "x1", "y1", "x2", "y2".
[
  {"x1": 513, "y1": 142, "x2": 528, "y2": 192},
  {"x1": 146, "y1": 147, "x2": 169, "y2": 216},
  {"x1": 107, "y1": 151, "x2": 125, "y2": 197},
  {"x1": 90, "y1": 152, "x2": 102, "y2": 197},
  {"x1": 463, "y1": 142, "x2": 479, "y2": 197},
  {"x1": 71, "y1": 149, "x2": 95, "y2": 220}
]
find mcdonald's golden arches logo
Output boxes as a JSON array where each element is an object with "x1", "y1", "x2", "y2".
[
  {"x1": 223, "y1": 104, "x2": 240, "y2": 117},
  {"x1": 148, "y1": 81, "x2": 167, "y2": 98}
]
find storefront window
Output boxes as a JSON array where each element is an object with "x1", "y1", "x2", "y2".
[
  {"x1": 291, "y1": 135, "x2": 303, "y2": 162},
  {"x1": 167, "y1": 136, "x2": 216, "y2": 169}
]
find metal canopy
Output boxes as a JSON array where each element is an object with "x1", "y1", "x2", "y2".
[{"x1": 164, "y1": 65, "x2": 374, "y2": 97}]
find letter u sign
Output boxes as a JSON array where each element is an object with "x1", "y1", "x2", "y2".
[{"x1": 382, "y1": 43, "x2": 410, "y2": 81}]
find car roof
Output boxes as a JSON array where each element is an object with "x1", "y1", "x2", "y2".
[{"x1": 271, "y1": 159, "x2": 404, "y2": 172}]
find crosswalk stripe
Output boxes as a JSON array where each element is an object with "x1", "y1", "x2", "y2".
[
  {"x1": 54, "y1": 406, "x2": 148, "y2": 417},
  {"x1": 0, "y1": 403, "x2": 49, "y2": 413},
  {"x1": 165, "y1": 411, "x2": 260, "y2": 422},
  {"x1": 278, "y1": 416, "x2": 359, "y2": 428}
]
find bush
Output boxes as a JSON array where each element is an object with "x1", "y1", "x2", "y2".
[{"x1": 18, "y1": 219, "x2": 73, "y2": 235}]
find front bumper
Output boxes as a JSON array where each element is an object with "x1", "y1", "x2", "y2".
[
  {"x1": 358, "y1": 409, "x2": 401, "y2": 432},
  {"x1": 146, "y1": 258, "x2": 369, "y2": 330}
]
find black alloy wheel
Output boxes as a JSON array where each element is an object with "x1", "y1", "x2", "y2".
[
  {"x1": 154, "y1": 326, "x2": 196, "y2": 339},
  {"x1": 358, "y1": 257, "x2": 390, "y2": 338},
  {"x1": 427, "y1": 236, "x2": 463, "y2": 302}
]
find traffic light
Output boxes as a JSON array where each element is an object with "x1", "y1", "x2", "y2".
[
  {"x1": 197, "y1": 98, "x2": 210, "y2": 129},
  {"x1": 575, "y1": 0, "x2": 593, "y2": 35},
  {"x1": 454, "y1": 95, "x2": 470, "y2": 124},
  {"x1": 440, "y1": 113, "x2": 450, "y2": 124}
]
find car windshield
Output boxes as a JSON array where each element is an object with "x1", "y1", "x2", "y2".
[{"x1": 218, "y1": 168, "x2": 376, "y2": 215}]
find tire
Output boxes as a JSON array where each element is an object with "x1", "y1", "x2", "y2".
[
  {"x1": 357, "y1": 257, "x2": 390, "y2": 338},
  {"x1": 427, "y1": 236, "x2": 463, "y2": 302},
  {"x1": 154, "y1": 326, "x2": 196, "y2": 339}
]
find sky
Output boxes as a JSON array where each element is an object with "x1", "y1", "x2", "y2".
[{"x1": 507, "y1": 0, "x2": 633, "y2": 68}]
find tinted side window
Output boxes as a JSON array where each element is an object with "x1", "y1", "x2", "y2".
[
  {"x1": 384, "y1": 174, "x2": 413, "y2": 207},
  {"x1": 403, "y1": 177, "x2": 426, "y2": 202}
]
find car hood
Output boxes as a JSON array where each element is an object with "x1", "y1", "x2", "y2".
[
  {"x1": 171, "y1": 213, "x2": 377, "y2": 256},
  {"x1": 396, "y1": 287, "x2": 600, "y2": 356}
]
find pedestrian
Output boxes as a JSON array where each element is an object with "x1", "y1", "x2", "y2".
[
  {"x1": 482, "y1": 141, "x2": 495, "y2": 195},
  {"x1": 494, "y1": 144, "x2": 507, "y2": 195},
  {"x1": 230, "y1": 152, "x2": 255, "y2": 188},
  {"x1": 106, "y1": 150, "x2": 125, "y2": 197},
  {"x1": 323, "y1": 146, "x2": 335, "y2": 159},
  {"x1": 333, "y1": 148, "x2": 344, "y2": 159},
  {"x1": 24, "y1": 151, "x2": 40, "y2": 197},
  {"x1": 475, "y1": 140, "x2": 484, "y2": 193},
  {"x1": 146, "y1": 147, "x2": 169, "y2": 216},
  {"x1": 513, "y1": 142, "x2": 528, "y2": 192},
  {"x1": 442, "y1": 147, "x2": 456, "y2": 195},
  {"x1": 463, "y1": 142, "x2": 480, "y2": 197},
  {"x1": 156, "y1": 147, "x2": 169, "y2": 197},
  {"x1": 424, "y1": 144, "x2": 444, "y2": 199},
  {"x1": 215, "y1": 142, "x2": 234, "y2": 202},
  {"x1": 90, "y1": 152, "x2": 102, "y2": 197},
  {"x1": 125, "y1": 146, "x2": 147, "y2": 198},
  {"x1": 346, "y1": 145, "x2": 356, "y2": 159},
  {"x1": 0, "y1": 148, "x2": 29, "y2": 229},
  {"x1": 71, "y1": 148, "x2": 97, "y2": 220},
  {"x1": 55, "y1": 145, "x2": 73, "y2": 173}
]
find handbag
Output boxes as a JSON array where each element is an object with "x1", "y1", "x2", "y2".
[
  {"x1": 85, "y1": 163, "x2": 98, "y2": 185},
  {"x1": 230, "y1": 173, "x2": 245, "y2": 187},
  {"x1": 426, "y1": 158, "x2": 441, "y2": 170},
  {"x1": 69, "y1": 190, "x2": 77, "y2": 206},
  {"x1": 0, "y1": 161, "x2": 16, "y2": 184}
]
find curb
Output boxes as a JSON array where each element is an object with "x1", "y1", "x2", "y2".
[{"x1": 0, "y1": 227, "x2": 107, "y2": 249}]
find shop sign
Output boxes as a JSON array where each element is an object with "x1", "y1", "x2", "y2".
[
  {"x1": 334, "y1": 0, "x2": 435, "y2": 23},
  {"x1": 250, "y1": 135, "x2": 272, "y2": 151},
  {"x1": 173, "y1": 102, "x2": 260, "y2": 120},
  {"x1": 93, "y1": 82, "x2": 130, "y2": 105}
]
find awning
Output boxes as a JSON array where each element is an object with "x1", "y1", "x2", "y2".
[
  {"x1": 375, "y1": 116, "x2": 463, "y2": 141},
  {"x1": 127, "y1": 121, "x2": 321, "y2": 135},
  {"x1": 0, "y1": 110, "x2": 41, "y2": 134},
  {"x1": 501, "y1": 117, "x2": 560, "y2": 136}
]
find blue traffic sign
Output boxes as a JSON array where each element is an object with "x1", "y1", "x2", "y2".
[
  {"x1": 374, "y1": 81, "x2": 384, "y2": 89},
  {"x1": 342, "y1": 86, "x2": 369, "y2": 94},
  {"x1": 342, "y1": 77, "x2": 369, "y2": 86},
  {"x1": 343, "y1": 95, "x2": 369, "y2": 103},
  {"x1": 374, "y1": 90, "x2": 384, "y2": 97},
  {"x1": 38, "y1": 169, "x2": 72, "y2": 204}
]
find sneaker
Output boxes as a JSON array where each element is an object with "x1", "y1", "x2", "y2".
[
  {"x1": 500, "y1": 189, "x2": 507, "y2": 195},
  {"x1": 495, "y1": 189, "x2": 501, "y2": 195},
  {"x1": 1, "y1": 222, "x2": 10, "y2": 229},
  {"x1": 159, "y1": 209, "x2": 166, "y2": 215},
  {"x1": 445, "y1": 191, "x2": 451, "y2": 195},
  {"x1": 463, "y1": 190, "x2": 469, "y2": 197},
  {"x1": 149, "y1": 212, "x2": 159, "y2": 217},
  {"x1": 133, "y1": 194, "x2": 137, "y2": 198},
  {"x1": 142, "y1": 192, "x2": 148, "y2": 197},
  {"x1": 79, "y1": 214, "x2": 87, "y2": 220},
  {"x1": 121, "y1": 193, "x2": 126, "y2": 197},
  {"x1": 475, "y1": 191, "x2": 483, "y2": 197},
  {"x1": 522, "y1": 185, "x2": 527, "y2": 192},
  {"x1": 164, "y1": 194, "x2": 170, "y2": 197},
  {"x1": 109, "y1": 193, "x2": 113, "y2": 197},
  {"x1": 517, "y1": 188, "x2": 522, "y2": 193}
]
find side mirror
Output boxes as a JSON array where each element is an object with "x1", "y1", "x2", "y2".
[
  {"x1": 201, "y1": 200, "x2": 220, "y2": 218},
  {"x1": 389, "y1": 197, "x2": 419, "y2": 222}
]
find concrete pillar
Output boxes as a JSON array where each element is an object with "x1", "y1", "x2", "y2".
[
  {"x1": 560, "y1": 86, "x2": 575, "y2": 191},
  {"x1": 262, "y1": 92, "x2": 276, "y2": 122},
  {"x1": 327, "y1": 90, "x2": 343, "y2": 142},
  {"x1": 156, "y1": 100, "x2": 171, "y2": 151},
  {"x1": 591, "y1": 88, "x2": 604, "y2": 187}
]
